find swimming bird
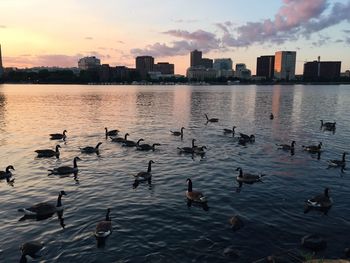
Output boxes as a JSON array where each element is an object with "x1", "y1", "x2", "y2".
[
  {"x1": 49, "y1": 130, "x2": 67, "y2": 140},
  {"x1": 170, "y1": 127, "x2": 185, "y2": 137},
  {"x1": 238, "y1": 133, "x2": 255, "y2": 145},
  {"x1": 235, "y1": 167, "x2": 265, "y2": 186},
  {"x1": 134, "y1": 160, "x2": 154, "y2": 183},
  {"x1": 178, "y1": 139, "x2": 197, "y2": 154},
  {"x1": 20, "y1": 241, "x2": 44, "y2": 263},
  {"x1": 111, "y1": 133, "x2": 129, "y2": 143},
  {"x1": 18, "y1": 191, "x2": 67, "y2": 217},
  {"x1": 80, "y1": 142, "x2": 102, "y2": 154},
  {"x1": 205, "y1": 114, "x2": 219, "y2": 123},
  {"x1": 305, "y1": 188, "x2": 333, "y2": 210},
  {"x1": 320, "y1": 120, "x2": 336, "y2": 130},
  {"x1": 328, "y1": 152, "x2": 347, "y2": 169},
  {"x1": 123, "y1": 138, "x2": 144, "y2": 147},
  {"x1": 137, "y1": 143, "x2": 161, "y2": 151},
  {"x1": 302, "y1": 142, "x2": 322, "y2": 153},
  {"x1": 186, "y1": 178, "x2": 206, "y2": 203},
  {"x1": 35, "y1": 145, "x2": 61, "y2": 158},
  {"x1": 105, "y1": 127, "x2": 119, "y2": 137},
  {"x1": 276, "y1": 140, "x2": 295, "y2": 151},
  {"x1": 270, "y1": 113, "x2": 274, "y2": 120},
  {"x1": 223, "y1": 126, "x2": 236, "y2": 134},
  {"x1": 48, "y1": 157, "x2": 81, "y2": 175},
  {"x1": 95, "y1": 208, "x2": 112, "y2": 239},
  {"x1": 193, "y1": 145, "x2": 207, "y2": 155},
  {"x1": 0, "y1": 165, "x2": 15, "y2": 180}
]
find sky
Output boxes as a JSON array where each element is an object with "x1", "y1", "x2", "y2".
[{"x1": 0, "y1": 0, "x2": 350, "y2": 75}]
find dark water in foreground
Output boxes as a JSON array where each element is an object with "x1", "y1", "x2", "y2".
[{"x1": 0, "y1": 84, "x2": 350, "y2": 262}]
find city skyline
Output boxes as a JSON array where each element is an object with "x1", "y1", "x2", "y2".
[{"x1": 1, "y1": 0, "x2": 350, "y2": 75}]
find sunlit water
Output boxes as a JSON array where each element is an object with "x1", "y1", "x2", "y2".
[{"x1": 0, "y1": 84, "x2": 350, "y2": 262}]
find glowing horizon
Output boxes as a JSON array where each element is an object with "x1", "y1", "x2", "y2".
[{"x1": 1, "y1": 0, "x2": 350, "y2": 75}]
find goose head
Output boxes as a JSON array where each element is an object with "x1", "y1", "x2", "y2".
[
  {"x1": 60, "y1": 190, "x2": 67, "y2": 196},
  {"x1": 181, "y1": 127, "x2": 185, "y2": 131},
  {"x1": 124, "y1": 133, "x2": 129, "y2": 139},
  {"x1": 6, "y1": 165, "x2": 15, "y2": 172},
  {"x1": 96, "y1": 142, "x2": 103, "y2": 148},
  {"x1": 186, "y1": 178, "x2": 193, "y2": 191},
  {"x1": 236, "y1": 167, "x2": 243, "y2": 177},
  {"x1": 105, "y1": 208, "x2": 111, "y2": 221},
  {"x1": 137, "y1": 138, "x2": 144, "y2": 144},
  {"x1": 291, "y1": 141, "x2": 296, "y2": 147},
  {"x1": 56, "y1": 144, "x2": 61, "y2": 149},
  {"x1": 63, "y1": 130, "x2": 67, "y2": 135},
  {"x1": 74, "y1": 157, "x2": 81, "y2": 162}
]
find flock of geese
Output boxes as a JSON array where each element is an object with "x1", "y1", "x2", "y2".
[{"x1": 0, "y1": 115, "x2": 348, "y2": 262}]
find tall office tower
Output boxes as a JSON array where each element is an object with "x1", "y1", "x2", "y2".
[
  {"x1": 78, "y1": 56, "x2": 101, "y2": 70},
  {"x1": 256, "y1": 55, "x2": 275, "y2": 79},
  {"x1": 190, "y1": 50, "x2": 202, "y2": 67},
  {"x1": 135, "y1": 56, "x2": 154, "y2": 80},
  {"x1": 303, "y1": 57, "x2": 341, "y2": 81},
  {"x1": 154, "y1": 62, "x2": 174, "y2": 74},
  {"x1": 213, "y1": 58, "x2": 233, "y2": 70},
  {"x1": 0, "y1": 44, "x2": 3, "y2": 78},
  {"x1": 274, "y1": 51, "x2": 296, "y2": 80}
]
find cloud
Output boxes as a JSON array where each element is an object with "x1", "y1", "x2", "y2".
[
  {"x1": 173, "y1": 19, "x2": 198, "y2": 23},
  {"x1": 0, "y1": 25, "x2": 6, "y2": 29},
  {"x1": 4, "y1": 54, "x2": 83, "y2": 68},
  {"x1": 85, "y1": 36, "x2": 93, "y2": 40}
]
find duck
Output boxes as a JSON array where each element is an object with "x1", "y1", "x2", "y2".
[
  {"x1": 205, "y1": 114, "x2": 219, "y2": 123},
  {"x1": 49, "y1": 130, "x2": 67, "y2": 140},
  {"x1": 276, "y1": 140, "x2": 295, "y2": 151},
  {"x1": 320, "y1": 120, "x2": 336, "y2": 130},
  {"x1": 35, "y1": 145, "x2": 61, "y2": 158},
  {"x1": 111, "y1": 133, "x2": 129, "y2": 143},
  {"x1": 18, "y1": 191, "x2": 67, "y2": 216},
  {"x1": 123, "y1": 138, "x2": 144, "y2": 147},
  {"x1": 137, "y1": 143, "x2": 161, "y2": 151},
  {"x1": 0, "y1": 165, "x2": 15, "y2": 180},
  {"x1": 48, "y1": 157, "x2": 81, "y2": 175},
  {"x1": 305, "y1": 188, "x2": 333, "y2": 209},
  {"x1": 302, "y1": 142, "x2": 322, "y2": 153},
  {"x1": 105, "y1": 127, "x2": 119, "y2": 137},
  {"x1": 328, "y1": 152, "x2": 347, "y2": 168},
  {"x1": 80, "y1": 142, "x2": 102, "y2": 154},
  {"x1": 186, "y1": 178, "x2": 206, "y2": 203},
  {"x1": 223, "y1": 126, "x2": 236, "y2": 134},
  {"x1": 20, "y1": 241, "x2": 44, "y2": 263},
  {"x1": 134, "y1": 160, "x2": 154, "y2": 183},
  {"x1": 95, "y1": 208, "x2": 112, "y2": 238},
  {"x1": 170, "y1": 127, "x2": 185, "y2": 137},
  {"x1": 178, "y1": 139, "x2": 196, "y2": 154},
  {"x1": 270, "y1": 113, "x2": 274, "y2": 120},
  {"x1": 239, "y1": 133, "x2": 255, "y2": 142},
  {"x1": 236, "y1": 167, "x2": 265, "y2": 185}
]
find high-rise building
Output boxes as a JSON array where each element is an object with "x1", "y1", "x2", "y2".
[
  {"x1": 78, "y1": 56, "x2": 101, "y2": 70},
  {"x1": 201, "y1": 58, "x2": 213, "y2": 69},
  {"x1": 256, "y1": 55, "x2": 275, "y2": 79},
  {"x1": 190, "y1": 50, "x2": 202, "y2": 68},
  {"x1": 0, "y1": 44, "x2": 3, "y2": 78},
  {"x1": 303, "y1": 57, "x2": 341, "y2": 81},
  {"x1": 154, "y1": 62, "x2": 174, "y2": 75},
  {"x1": 274, "y1": 51, "x2": 296, "y2": 80},
  {"x1": 213, "y1": 58, "x2": 233, "y2": 70},
  {"x1": 235, "y1": 63, "x2": 251, "y2": 79},
  {"x1": 136, "y1": 56, "x2": 154, "y2": 80}
]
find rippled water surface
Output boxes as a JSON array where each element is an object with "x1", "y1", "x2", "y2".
[{"x1": 1, "y1": 84, "x2": 350, "y2": 262}]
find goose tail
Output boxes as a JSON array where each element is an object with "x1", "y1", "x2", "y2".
[
  {"x1": 48, "y1": 169, "x2": 54, "y2": 175},
  {"x1": 95, "y1": 230, "x2": 111, "y2": 238},
  {"x1": 199, "y1": 196, "x2": 207, "y2": 203}
]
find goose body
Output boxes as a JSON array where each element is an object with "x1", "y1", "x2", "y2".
[
  {"x1": 48, "y1": 157, "x2": 81, "y2": 175},
  {"x1": 186, "y1": 179, "x2": 206, "y2": 203},
  {"x1": 123, "y1": 138, "x2": 143, "y2": 147},
  {"x1": 328, "y1": 152, "x2": 347, "y2": 167},
  {"x1": 193, "y1": 146, "x2": 207, "y2": 155},
  {"x1": 35, "y1": 145, "x2": 61, "y2": 158},
  {"x1": 223, "y1": 126, "x2": 236, "y2": 134},
  {"x1": 302, "y1": 142, "x2": 322, "y2": 153},
  {"x1": 95, "y1": 208, "x2": 112, "y2": 238},
  {"x1": 50, "y1": 130, "x2": 67, "y2": 140},
  {"x1": 111, "y1": 133, "x2": 129, "y2": 143},
  {"x1": 105, "y1": 127, "x2": 119, "y2": 137},
  {"x1": 205, "y1": 114, "x2": 219, "y2": 123},
  {"x1": 20, "y1": 241, "x2": 44, "y2": 263},
  {"x1": 320, "y1": 120, "x2": 336, "y2": 130},
  {"x1": 0, "y1": 165, "x2": 15, "y2": 180},
  {"x1": 178, "y1": 139, "x2": 196, "y2": 154},
  {"x1": 170, "y1": 127, "x2": 185, "y2": 137},
  {"x1": 134, "y1": 160, "x2": 154, "y2": 181},
  {"x1": 306, "y1": 188, "x2": 333, "y2": 208},
  {"x1": 270, "y1": 113, "x2": 274, "y2": 120},
  {"x1": 137, "y1": 143, "x2": 160, "y2": 151},
  {"x1": 18, "y1": 191, "x2": 66, "y2": 216},
  {"x1": 236, "y1": 167, "x2": 265, "y2": 184},
  {"x1": 276, "y1": 141, "x2": 295, "y2": 151},
  {"x1": 239, "y1": 133, "x2": 255, "y2": 143},
  {"x1": 80, "y1": 142, "x2": 102, "y2": 153}
]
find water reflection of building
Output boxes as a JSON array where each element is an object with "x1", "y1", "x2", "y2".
[{"x1": 274, "y1": 51, "x2": 296, "y2": 80}]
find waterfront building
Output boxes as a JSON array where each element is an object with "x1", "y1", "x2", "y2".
[
  {"x1": 274, "y1": 51, "x2": 296, "y2": 80},
  {"x1": 0, "y1": 44, "x2": 3, "y2": 78},
  {"x1": 154, "y1": 62, "x2": 174, "y2": 75},
  {"x1": 78, "y1": 56, "x2": 101, "y2": 70},
  {"x1": 186, "y1": 67, "x2": 217, "y2": 81},
  {"x1": 190, "y1": 50, "x2": 202, "y2": 67},
  {"x1": 235, "y1": 63, "x2": 251, "y2": 79},
  {"x1": 303, "y1": 57, "x2": 341, "y2": 81},
  {"x1": 201, "y1": 58, "x2": 213, "y2": 69},
  {"x1": 256, "y1": 55, "x2": 275, "y2": 79},
  {"x1": 213, "y1": 58, "x2": 234, "y2": 78},
  {"x1": 136, "y1": 56, "x2": 154, "y2": 80}
]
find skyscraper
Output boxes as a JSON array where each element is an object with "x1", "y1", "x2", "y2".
[
  {"x1": 213, "y1": 58, "x2": 233, "y2": 70},
  {"x1": 274, "y1": 51, "x2": 296, "y2": 80},
  {"x1": 256, "y1": 55, "x2": 275, "y2": 79},
  {"x1": 136, "y1": 56, "x2": 154, "y2": 80},
  {"x1": 303, "y1": 57, "x2": 341, "y2": 81},
  {"x1": 0, "y1": 44, "x2": 3, "y2": 78},
  {"x1": 190, "y1": 50, "x2": 202, "y2": 67}
]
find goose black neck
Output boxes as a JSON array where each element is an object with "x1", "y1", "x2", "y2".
[
  {"x1": 147, "y1": 161, "x2": 152, "y2": 173},
  {"x1": 56, "y1": 145, "x2": 60, "y2": 153},
  {"x1": 187, "y1": 180, "x2": 192, "y2": 192},
  {"x1": 342, "y1": 153, "x2": 346, "y2": 161},
  {"x1": 73, "y1": 158, "x2": 78, "y2": 168},
  {"x1": 20, "y1": 254, "x2": 27, "y2": 263},
  {"x1": 6, "y1": 166, "x2": 11, "y2": 173},
  {"x1": 324, "y1": 188, "x2": 329, "y2": 197},
  {"x1": 57, "y1": 193, "x2": 63, "y2": 207},
  {"x1": 105, "y1": 209, "x2": 111, "y2": 221},
  {"x1": 192, "y1": 140, "x2": 196, "y2": 148},
  {"x1": 124, "y1": 134, "x2": 128, "y2": 140},
  {"x1": 238, "y1": 168, "x2": 243, "y2": 177}
]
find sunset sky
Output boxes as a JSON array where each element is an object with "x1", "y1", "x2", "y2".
[{"x1": 1, "y1": 0, "x2": 350, "y2": 75}]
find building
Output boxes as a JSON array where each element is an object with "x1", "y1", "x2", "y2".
[
  {"x1": 201, "y1": 58, "x2": 213, "y2": 69},
  {"x1": 186, "y1": 67, "x2": 217, "y2": 81},
  {"x1": 213, "y1": 58, "x2": 234, "y2": 78},
  {"x1": 78, "y1": 56, "x2": 101, "y2": 70},
  {"x1": 341, "y1": 70, "x2": 350, "y2": 78},
  {"x1": 274, "y1": 51, "x2": 296, "y2": 80},
  {"x1": 154, "y1": 62, "x2": 174, "y2": 75},
  {"x1": 0, "y1": 44, "x2": 3, "y2": 78},
  {"x1": 190, "y1": 50, "x2": 202, "y2": 68},
  {"x1": 136, "y1": 56, "x2": 154, "y2": 80},
  {"x1": 303, "y1": 57, "x2": 341, "y2": 81},
  {"x1": 256, "y1": 55, "x2": 275, "y2": 79},
  {"x1": 235, "y1": 63, "x2": 251, "y2": 79}
]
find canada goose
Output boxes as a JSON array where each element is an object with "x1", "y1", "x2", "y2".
[
  {"x1": 95, "y1": 208, "x2": 112, "y2": 238},
  {"x1": 111, "y1": 133, "x2": 129, "y2": 143},
  {"x1": 48, "y1": 157, "x2": 81, "y2": 175},
  {"x1": 305, "y1": 188, "x2": 333, "y2": 209},
  {"x1": 0, "y1": 165, "x2": 15, "y2": 180},
  {"x1": 276, "y1": 141, "x2": 295, "y2": 150},
  {"x1": 239, "y1": 133, "x2": 255, "y2": 143},
  {"x1": 80, "y1": 142, "x2": 102, "y2": 154},
  {"x1": 105, "y1": 127, "x2": 119, "y2": 137},
  {"x1": 20, "y1": 241, "x2": 44, "y2": 263},
  {"x1": 302, "y1": 142, "x2": 322, "y2": 153},
  {"x1": 328, "y1": 152, "x2": 347, "y2": 168},
  {"x1": 49, "y1": 130, "x2": 67, "y2": 140},
  {"x1": 137, "y1": 143, "x2": 161, "y2": 151},
  {"x1": 270, "y1": 113, "x2": 274, "y2": 120},
  {"x1": 123, "y1": 138, "x2": 144, "y2": 147},
  {"x1": 178, "y1": 139, "x2": 196, "y2": 154},
  {"x1": 134, "y1": 160, "x2": 154, "y2": 182},
  {"x1": 223, "y1": 126, "x2": 236, "y2": 134},
  {"x1": 186, "y1": 179, "x2": 206, "y2": 203},
  {"x1": 205, "y1": 114, "x2": 219, "y2": 123},
  {"x1": 236, "y1": 167, "x2": 265, "y2": 186},
  {"x1": 193, "y1": 146, "x2": 207, "y2": 155},
  {"x1": 35, "y1": 145, "x2": 61, "y2": 158},
  {"x1": 320, "y1": 120, "x2": 336, "y2": 130},
  {"x1": 170, "y1": 127, "x2": 185, "y2": 137},
  {"x1": 229, "y1": 215, "x2": 244, "y2": 231},
  {"x1": 18, "y1": 191, "x2": 67, "y2": 216}
]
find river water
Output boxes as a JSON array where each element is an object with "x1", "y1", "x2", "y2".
[{"x1": 0, "y1": 84, "x2": 350, "y2": 262}]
